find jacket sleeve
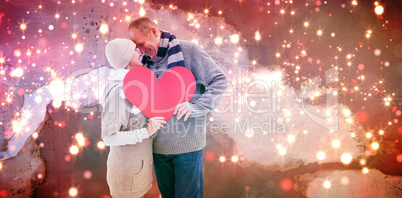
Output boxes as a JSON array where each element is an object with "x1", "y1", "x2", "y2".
[
  {"x1": 101, "y1": 83, "x2": 149, "y2": 146},
  {"x1": 102, "y1": 128, "x2": 148, "y2": 146},
  {"x1": 188, "y1": 43, "x2": 230, "y2": 117}
]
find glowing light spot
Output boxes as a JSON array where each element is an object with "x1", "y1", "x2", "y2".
[
  {"x1": 218, "y1": 10, "x2": 222, "y2": 15},
  {"x1": 341, "y1": 153, "x2": 352, "y2": 164},
  {"x1": 97, "y1": 141, "x2": 105, "y2": 149},
  {"x1": 374, "y1": 49, "x2": 381, "y2": 56},
  {"x1": 252, "y1": 60, "x2": 257, "y2": 65},
  {"x1": 12, "y1": 120, "x2": 23, "y2": 133},
  {"x1": 215, "y1": 37, "x2": 223, "y2": 45},
  {"x1": 139, "y1": 7, "x2": 145, "y2": 17},
  {"x1": 276, "y1": 53, "x2": 280, "y2": 58},
  {"x1": 304, "y1": 22, "x2": 309, "y2": 27},
  {"x1": 245, "y1": 129, "x2": 254, "y2": 138},
  {"x1": 75, "y1": 43, "x2": 84, "y2": 53},
  {"x1": 357, "y1": 110, "x2": 369, "y2": 123},
  {"x1": 48, "y1": 25, "x2": 54, "y2": 31},
  {"x1": 83, "y1": 170, "x2": 92, "y2": 180},
  {"x1": 352, "y1": 1, "x2": 358, "y2": 6},
  {"x1": 55, "y1": 13, "x2": 60, "y2": 19},
  {"x1": 35, "y1": 96, "x2": 42, "y2": 103},
  {"x1": 396, "y1": 154, "x2": 402, "y2": 163},
  {"x1": 360, "y1": 159, "x2": 366, "y2": 165},
  {"x1": 49, "y1": 79, "x2": 65, "y2": 98},
  {"x1": 75, "y1": 133, "x2": 85, "y2": 147},
  {"x1": 255, "y1": 31, "x2": 261, "y2": 41},
  {"x1": 11, "y1": 68, "x2": 24, "y2": 77},
  {"x1": 14, "y1": 50, "x2": 21, "y2": 57},
  {"x1": 372, "y1": 142, "x2": 379, "y2": 150},
  {"x1": 52, "y1": 99, "x2": 62, "y2": 108},
  {"x1": 347, "y1": 118, "x2": 353, "y2": 124},
  {"x1": 70, "y1": 145, "x2": 79, "y2": 155},
  {"x1": 100, "y1": 24, "x2": 108, "y2": 34},
  {"x1": 379, "y1": 130, "x2": 384, "y2": 135},
  {"x1": 317, "y1": 151, "x2": 325, "y2": 160},
  {"x1": 231, "y1": 156, "x2": 239, "y2": 163},
  {"x1": 279, "y1": 147, "x2": 287, "y2": 155},
  {"x1": 219, "y1": 156, "x2": 226, "y2": 162},
  {"x1": 72, "y1": 33, "x2": 77, "y2": 39},
  {"x1": 343, "y1": 109, "x2": 351, "y2": 117},
  {"x1": 125, "y1": 15, "x2": 131, "y2": 21},
  {"x1": 204, "y1": 9, "x2": 209, "y2": 14},
  {"x1": 287, "y1": 135, "x2": 295, "y2": 143},
  {"x1": 317, "y1": 30, "x2": 323, "y2": 36},
  {"x1": 332, "y1": 140, "x2": 340, "y2": 148},
  {"x1": 0, "y1": 57, "x2": 4, "y2": 64},
  {"x1": 323, "y1": 181, "x2": 331, "y2": 189},
  {"x1": 280, "y1": 9, "x2": 285, "y2": 14},
  {"x1": 366, "y1": 132, "x2": 372, "y2": 138},
  {"x1": 375, "y1": 5, "x2": 384, "y2": 15},
  {"x1": 231, "y1": 34, "x2": 239, "y2": 43},
  {"x1": 281, "y1": 179, "x2": 293, "y2": 191},
  {"x1": 69, "y1": 187, "x2": 78, "y2": 197},
  {"x1": 32, "y1": 132, "x2": 38, "y2": 139},
  {"x1": 20, "y1": 23, "x2": 27, "y2": 31},
  {"x1": 362, "y1": 167, "x2": 369, "y2": 174},
  {"x1": 341, "y1": 177, "x2": 349, "y2": 185}
]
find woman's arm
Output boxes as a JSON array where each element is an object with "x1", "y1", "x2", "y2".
[{"x1": 102, "y1": 128, "x2": 148, "y2": 146}]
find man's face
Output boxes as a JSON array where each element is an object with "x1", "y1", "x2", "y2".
[{"x1": 128, "y1": 27, "x2": 160, "y2": 59}]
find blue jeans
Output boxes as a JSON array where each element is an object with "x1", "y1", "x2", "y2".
[{"x1": 153, "y1": 150, "x2": 204, "y2": 198}]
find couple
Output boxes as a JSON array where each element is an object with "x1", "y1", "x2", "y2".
[{"x1": 101, "y1": 17, "x2": 229, "y2": 198}]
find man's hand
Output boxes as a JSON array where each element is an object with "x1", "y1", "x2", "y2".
[
  {"x1": 146, "y1": 117, "x2": 166, "y2": 136},
  {"x1": 174, "y1": 102, "x2": 192, "y2": 121}
]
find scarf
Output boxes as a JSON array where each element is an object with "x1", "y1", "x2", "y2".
[{"x1": 141, "y1": 30, "x2": 185, "y2": 69}]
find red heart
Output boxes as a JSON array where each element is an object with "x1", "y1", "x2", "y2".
[{"x1": 123, "y1": 66, "x2": 196, "y2": 121}]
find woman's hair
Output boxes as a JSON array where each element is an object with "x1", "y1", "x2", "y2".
[{"x1": 128, "y1": 17, "x2": 160, "y2": 37}]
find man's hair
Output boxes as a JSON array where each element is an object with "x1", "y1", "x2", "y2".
[{"x1": 128, "y1": 17, "x2": 160, "y2": 37}]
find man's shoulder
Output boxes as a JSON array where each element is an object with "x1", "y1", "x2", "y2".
[
  {"x1": 178, "y1": 40, "x2": 204, "y2": 58},
  {"x1": 178, "y1": 40, "x2": 196, "y2": 49}
]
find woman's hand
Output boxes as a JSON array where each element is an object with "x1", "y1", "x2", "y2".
[{"x1": 146, "y1": 117, "x2": 166, "y2": 136}]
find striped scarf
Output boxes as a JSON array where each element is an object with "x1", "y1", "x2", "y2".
[{"x1": 141, "y1": 30, "x2": 185, "y2": 69}]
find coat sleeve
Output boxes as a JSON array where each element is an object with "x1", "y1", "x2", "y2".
[
  {"x1": 100, "y1": 83, "x2": 149, "y2": 146},
  {"x1": 102, "y1": 128, "x2": 148, "y2": 146},
  {"x1": 188, "y1": 43, "x2": 230, "y2": 117}
]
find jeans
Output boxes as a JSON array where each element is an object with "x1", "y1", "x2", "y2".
[{"x1": 153, "y1": 150, "x2": 204, "y2": 198}]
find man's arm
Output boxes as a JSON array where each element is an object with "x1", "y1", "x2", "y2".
[{"x1": 184, "y1": 42, "x2": 229, "y2": 118}]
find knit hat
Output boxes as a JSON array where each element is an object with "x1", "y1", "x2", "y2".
[{"x1": 105, "y1": 38, "x2": 136, "y2": 69}]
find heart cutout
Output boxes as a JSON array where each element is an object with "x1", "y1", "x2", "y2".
[{"x1": 123, "y1": 66, "x2": 196, "y2": 121}]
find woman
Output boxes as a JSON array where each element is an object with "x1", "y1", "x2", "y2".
[{"x1": 101, "y1": 38, "x2": 165, "y2": 198}]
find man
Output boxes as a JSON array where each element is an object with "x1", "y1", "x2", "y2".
[{"x1": 128, "y1": 17, "x2": 229, "y2": 198}]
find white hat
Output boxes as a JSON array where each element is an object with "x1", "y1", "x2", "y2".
[{"x1": 105, "y1": 38, "x2": 136, "y2": 69}]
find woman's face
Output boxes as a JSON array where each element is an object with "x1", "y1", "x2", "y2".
[{"x1": 126, "y1": 50, "x2": 143, "y2": 70}]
